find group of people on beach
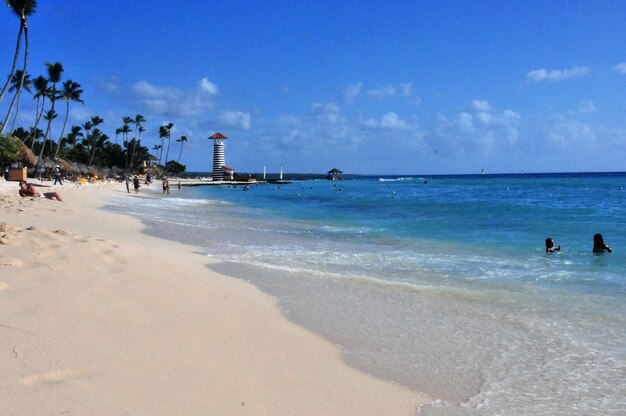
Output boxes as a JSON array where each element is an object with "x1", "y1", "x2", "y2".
[{"x1": 546, "y1": 234, "x2": 612, "y2": 254}]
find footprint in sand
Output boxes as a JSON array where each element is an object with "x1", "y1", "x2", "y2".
[
  {"x1": 19, "y1": 369, "x2": 87, "y2": 385},
  {"x1": 0, "y1": 259, "x2": 22, "y2": 267}
]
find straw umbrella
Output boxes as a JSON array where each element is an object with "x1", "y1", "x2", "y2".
[
  {"x1": 56, "y1": 157, "x2": 75, "y2": 172},
  {"x1": 15, "y1": 137, "x2": 36, "y2": 165}
]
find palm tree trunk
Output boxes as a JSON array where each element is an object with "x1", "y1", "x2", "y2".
[
  {"x1": 0, "y1": 25, "x2": 23, "y2": 105},
  {"x1": 53, "y1": 101, "x2": 70, "y2": 159},
  {"x1": 27, "y1": 96, "x2": 44, "y2": 149},
  {"x1": 88, "y1": 142, "x2": 98, "y2": 166},
  {"x1": 164, "y1": 138, "x2": 171, "y2": 164},
  {"x1": 38, "y1": 99, "x2": 56, "y2": 167},
  {"x1": 1, "y1": 23, "x2": 28, "y2": 135},
  {"x1": 177, "y1": 142, "x2": 184, "y2": 163},
  {"x1": 124, "y1": 134, "x2": 129, "y2": 170},
  {"x1": 9, "y1": 91, "x2": 22, "y2": 133},
  {"x1": 1, "y1": 86, "x2": 20, "y2": 135}
]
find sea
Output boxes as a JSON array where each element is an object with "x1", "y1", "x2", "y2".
[{"x1": 107, "y1": 173, "x2": 626, "y2": 416}]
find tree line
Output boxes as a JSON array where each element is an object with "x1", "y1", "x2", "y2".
[{"x1": 0, "y1": 1, "x2": 188, "y2": 175}]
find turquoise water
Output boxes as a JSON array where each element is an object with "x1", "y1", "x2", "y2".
[{"x1": 109, "y1": 173, "x2": 626, "y2": 415}]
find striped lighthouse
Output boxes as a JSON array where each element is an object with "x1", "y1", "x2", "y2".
[{"x1": 209, "y1": 132, "x2": 228, "y2": 181}]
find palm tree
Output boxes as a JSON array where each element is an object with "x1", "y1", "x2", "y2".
[
  {"x1": 53, "y1": 80, "x2": 83, "y2": 159},
  {"x1": 88, "y1": 128, "x2": 108, "y2": 166},
  {"x1": 38, "y1": 62, "x2": 63, "y2": 166},
  {"x1": 64, "y1": 125, "x2": 83, "y2": 146},
  {"x1": 27, "y1": 127, "x2": 43, "y2": 149},
  {"x1": 121, "y1": 116, "x2": 132, "y2": 169},
  {"x1": 37, "y1": 108, "x2": 57, "y2": 160},
  {"x1": 11, "y1": 126, "x2": 29, "y2": 141},
  {"x1": 159, "y1": 122, "x2": 173, "y2": 164},
  {"x1": 114, "y1": 127, "x2": 122, "y2": 145},
  {"x1": 176, "y1": 135, "x2": 188, "y2": 163},
  {"x1": 3, "y1": 70, "x2": 32, "y2": 134},
  {"x1": 25, "y1": 75, "x2": 47, "y2": 148},
  {"x1": 130, "y1": 114, "x2": 145, "y2": 167},
  {"x1": 0, "y1": 0, "x2": 37, "y2": 106},
  {"x1": 158, "y1": 125, "x2": 167, "y2": 164},
  {"x1": 53, "y1": 82, "x2": 83, "y2": 158}
]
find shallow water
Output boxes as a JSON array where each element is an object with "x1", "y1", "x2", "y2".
[{"x1": 106, "y1": 173, "x2": 626, "y2": 415}]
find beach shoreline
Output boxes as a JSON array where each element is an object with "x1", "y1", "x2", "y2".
[{"x1": 0, "y1": 178, "x2": 430, "y2": 415}]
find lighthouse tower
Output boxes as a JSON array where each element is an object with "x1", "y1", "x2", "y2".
[{"x1": 209, "y1": 132, "x2": 228, "y2": 181}]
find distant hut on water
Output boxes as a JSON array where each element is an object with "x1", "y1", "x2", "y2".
[{"x1": 327, "y1": 168, "x2": 343, "y2": 180}]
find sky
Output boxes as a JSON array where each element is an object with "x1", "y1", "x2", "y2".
[{"x1": 1, "y1": 1, "x2": 625, "y2": 175}]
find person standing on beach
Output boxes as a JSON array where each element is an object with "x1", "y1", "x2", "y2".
[
  {"x1": 593, "y1": 233, "x2": 612, "y2": 253},
  {"x1": 53, "y1": 165, "x2": 63, "y2": 185},
  {"x1": 125, "y1": 175, "x2": 131, "y2": 193},
  {"x1": 133, "y1": 175, "x2": 140, "y2": 194},
  {"x1": 162, "y1": 177, "x2": 170, "y2": 194}
]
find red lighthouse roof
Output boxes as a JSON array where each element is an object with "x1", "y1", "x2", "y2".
[{"x1": 209, "y1": 132, "x2": 229, "y2": 140}]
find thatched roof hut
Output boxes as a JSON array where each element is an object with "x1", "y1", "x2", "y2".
[
  {"x1": 56, "y1": 158, "x2": 76, "y2": 172},
  {"x1": 14, "y1": 137, "x2": 36, "y2": 165}
]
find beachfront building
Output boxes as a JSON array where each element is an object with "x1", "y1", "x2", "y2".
[
  {"x1": 209, "y1": 132, "x2": 228, "y2": 181},
  {"x1": 222, "y1": 166, "x2": 236, "y2": 181},
  {"x1": 327, "y1": 168, "x2": 343, "y2": 180}
]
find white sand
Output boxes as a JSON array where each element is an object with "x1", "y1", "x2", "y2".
[{"x1": 0, "y1": 178, "x2": 429, "y2": 415}]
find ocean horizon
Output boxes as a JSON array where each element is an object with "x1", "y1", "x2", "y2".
[{"x1": 107, "y1": 172, "x2": 625, "y2": 415}]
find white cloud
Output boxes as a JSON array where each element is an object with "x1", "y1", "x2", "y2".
[
  {"x1": 309, "y1": 102, "x2": 344, "y2": 125},
  {"x1": 362, "y1": 112, "x2": 410, "y2": 131},
  {"x1": 217, "y1": 111, "x2": 251, "y2": 130},
  {"x1": 367, "y1": 83, "x2": 412, "y2": 99},
  {"x1": 433, "y1": 100, "x2": 521, "y2": 156},
  {"x1": 131, "y1": 79, "x2": 216, "y2": 117},
  {"x1": 342, "y1": 82, "x2": 362, "y2": 102},
  {"x1": 577, "y1": 100, "x2": 596, "y2": 114},
  {"x1": 526, "y1": 66, "x2": 590, "y2": 82},
  {"x1": 96, "y1": 77, "x2": 121, "y2": 95},
  {"x1": 614, "y1": 63, "x2": 626, "y2": 74},
  {"x1": 198, "y1": 77, "x2": 219, "y2": 95},
  {"x1": 471, "y1": 99, "x2": 491, "y2": 112}
]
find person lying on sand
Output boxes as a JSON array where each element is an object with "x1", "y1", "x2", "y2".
[{"x1": 18, "y1": 180, "x2": 63, "y2": 202}]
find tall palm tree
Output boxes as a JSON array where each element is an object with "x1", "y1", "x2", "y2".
[
  {"x1": 159, "y1": 122, "x2": 173, "y2": 164},
  {"x1": 38, "y1": 61, "x2": 63, "y2": 165},
  {"x1": 176, "y1": 135, "x2": 188, "y2": 163},
  {"x1": 37, "y1": 108, "x2": 57, "y2": 161},
  {"x1": 54, "y1": 80, "x2": 83, "y2": 159},
  {"x1": 25, "y1": 75, "x2": 47, "y2": 148},
  {"x1": 0, "y1": 0, "x2": 37, "y2": 106},
  {"x1": 130, "y1": 114, "x2": 145, "y2": 167},
  {"x1": 120, "y1": 116, "x2": 132, "y2": 169},
  {"x1": 114, "y1": 127, "x2": 122, "y2": 145},
  {"x1": 3, "y1": 70, "x2": 32, "y2": 134},
  {"x1": 158, "y1": 125, "x2": 167, "y2": 164}
]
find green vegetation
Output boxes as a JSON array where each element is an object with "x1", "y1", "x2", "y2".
[{"x1": 0, "y1": 1, "x2": 189, "y2": 176}]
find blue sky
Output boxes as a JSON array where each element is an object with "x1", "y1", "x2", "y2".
[{"x1": 1, "y1": 1, "x2": 625, "y2": 174}]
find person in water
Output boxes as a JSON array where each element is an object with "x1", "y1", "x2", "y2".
[
  {"x1": 545, "y1": 237, "x2": 560, "y2": 253},
  {"x1": 592, "y1": 233, "x2": 612, "y2": 253},
  {"x1": 18, "y1": 180, "x2": 63, "y2": 202}
]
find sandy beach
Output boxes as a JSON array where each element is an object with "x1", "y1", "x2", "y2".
[{"x1": 0, "y1": 178, "x2": 428, "y2": 415}]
